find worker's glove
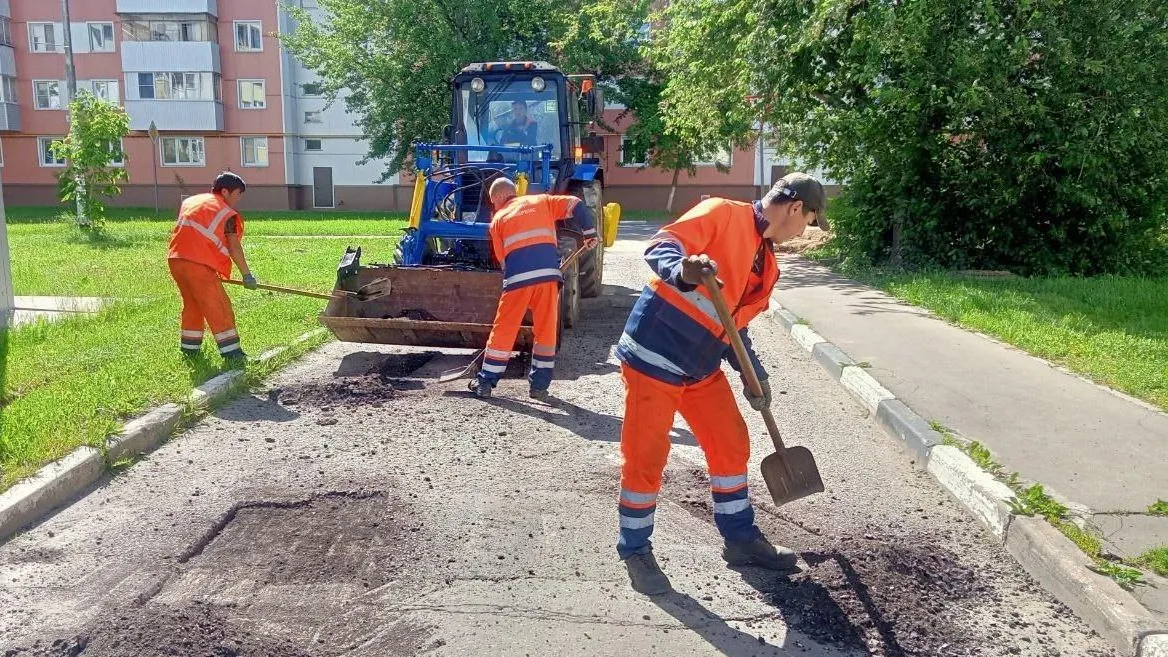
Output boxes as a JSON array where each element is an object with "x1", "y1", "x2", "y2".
[
  {"x1": 242, "y1": 274, "x2": 258, "y2": 290},
  {"x1": 680, "y1": 254, "x2": 718, "y2": 286},
  {"x1": 742, "y1": 378, "x2": 772, "y2": 412}
]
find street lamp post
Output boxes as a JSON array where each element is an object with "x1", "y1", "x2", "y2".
[
  {"x1": 0, "y1": 172, "x2": 13, "y2": 327},
  {"x1": 148, "y1": 120, "x2": 159, "y2": 214}
]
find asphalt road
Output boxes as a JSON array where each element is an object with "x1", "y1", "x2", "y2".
[{"x1": 0, "y1": 228, "x2": 1117, "y2": 657}]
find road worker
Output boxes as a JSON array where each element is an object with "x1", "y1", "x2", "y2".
[
  {"x1": 470, "y1": 177, "x2": 597, "y2": 399},
  {"x1": 167, "y1": 172, "x2": 256, "y2": 364},
  {"x1": 496, "y1": 100, "x2": 540, "y2": 146},
  {"x1": 614, "y1": 173, "x2": 827, "y2": 595}
]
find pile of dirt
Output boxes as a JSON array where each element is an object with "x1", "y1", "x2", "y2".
[
  {"x1": 775, "y1": 227, "x2": 832, "y2": 254},
  {"x1": 6, "y1": 603, "x2": 320, "y2": 657},
  {"x1": 275, "y1": 352, "x2": 439, "y2": 407}
]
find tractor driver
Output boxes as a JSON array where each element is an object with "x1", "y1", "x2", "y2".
[{"x1": 496, "y1": 100, "x2": 539, "y2": 146}]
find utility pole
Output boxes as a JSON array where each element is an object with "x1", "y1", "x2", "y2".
[
  {"x1": 60, "y1": 0, "x2": 87, "y2": 226},
  {"x1": 0, "y1": 172, "x2": 12, "y2": 328}
]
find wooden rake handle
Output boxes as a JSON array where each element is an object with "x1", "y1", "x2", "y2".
[
  {"x1": 224, "y1": 278, "x2": 335, "y2": 300},
  {"x1": 701, "y1": 270, "x2": 788, "y2": 453}
]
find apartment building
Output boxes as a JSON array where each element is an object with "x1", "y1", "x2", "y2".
[{"x1": 0, "y1": 0, "x2": 825, "y2": 212}]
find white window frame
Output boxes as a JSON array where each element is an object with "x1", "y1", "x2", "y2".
[
  {"x1": 33, "y1": 80, "x2": 62, "y2": 110},
  {"x1": 0, "y1": 76, "x2": 17, "y2": 104},
  {"x1": 237, "y1": 79, "x2": 266, "y2": 109},
  {"x1": 28, "y1": 22, "x2": 61, "y2": 53},
  {"x1": 0, "y1": 138, "x2": 5, "y2": 167},
  {"x1": 89, "y1": 79, "x2": 120, "y2": 104},
  {"x1": 304, "y1": 111, "x2": 322, "y2": 124},
  {"x1": 107, "y1": 139, "x2": 125, "y2": 167},
  {"x1": 38, "y1": 136, "x2": 66, "y2": 167},
  {"x1": 694, "y1": 145, "x2": 733, "y2": 168},
  {"x1": 0, "y1": 17, "x2": 13, "y2": 48},
  {"x1": 160, "y1": 136, "x2": 206, "y2": 167},
  {"x1": 88, "y1": 21, "x2": 115, "y2": 52},
  {"x1": 233, "y1": 21, "x2": 263, "y2": 52},
  {"x1": 301, "y1": 82, "x2": 323, "y2": 97},
  {"x1": 304, "y1": 138, "x2": 323, "y2": 152},
  {"x1": 240, "y1": 136, "x2": 269, "y2": 167},
  {"x1": 619, "y1": 136, "x2": 646, "y2": 168}
]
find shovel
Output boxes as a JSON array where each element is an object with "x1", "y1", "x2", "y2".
[
  {"x1": 438, "y1": 236, "x2": 598, "y2": 383},
  {"x1": 702, "y1": 270, "x2": 825, "y2": 506},
  {"x1": 224, "y1": 277, "x2": 391, "y2": 302}
]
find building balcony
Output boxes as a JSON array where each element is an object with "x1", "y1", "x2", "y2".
[
  {"x1": 0, "y1": 102, "x2": 21, "y2": 131},
  {"x1": 122, "y1": 41, "x2": 219, "y2": 74},
  {"x1": 0, "y1": 1, "x2": 11, "y2": 18},
  {"x1": 0, "y1": 46, "x2": 14, "y2": 78},
  {"x1": 125, "y1": 100, "x2": 223, "y2": 132},
  {"x1": 115, "y1": 0, "x2": 216, "y2": 16}
]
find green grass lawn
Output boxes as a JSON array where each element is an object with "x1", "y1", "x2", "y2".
[
  {"x1": 820, "y1": 257, "x2": 1168, "y2": 410},
  {"x1": 1, "y1": 207, "x2": 407, "y2": 491}
]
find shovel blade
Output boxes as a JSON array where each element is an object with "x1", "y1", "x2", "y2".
[
  {"x1": 438, "y1": 350, "x2": 484, "y2": 383},
  {"x1": 760, "y1": 448, "x2": 825, "y2": 506}
]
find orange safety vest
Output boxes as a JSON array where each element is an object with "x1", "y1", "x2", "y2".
[
  {"x1": 615, "y1": 198, "x2": 779, "y2": 384},
  {"x1": 489, "y1": 194, "x2": 580, "y2": 291},
  {"x1": 167, "y1": 193, "x2": 243, "y2": 278}
]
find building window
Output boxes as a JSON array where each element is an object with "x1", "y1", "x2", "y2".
[
  {"x1": 161, "y1": 137, "x2": 205, "y2": 166},
  {"x1": 238, "y1": 79, "x2": 265, "y2": 109},
  {"x1": 234, "y1": 21, "x2": 263, "y2": 52},
  {"x1": 0, "y1": 77, "x2": 17, "y2": 104},
  {"x1": 301, "y1": 82, "x2": 323, "y2": 97},
  {"x1": 33, "y1": 80, "x2": 62, "y2": 110},
  {"x1": 123, "y1": 20, "x2": 216, "y2": 43},
  {"x1": 106, "y1": 140, "x2": 125, "y2": 167},
  {"x1": 0, "y1": 18, "x2": 13, "y2": 47},
  {"x1": 241, "y1": 137, "x2": 268, "y2": 167},
  {"x1": 90, "y1": 80, "x2": 120, "y2": 104},
  {"x1": 304, "y1": 111, "x2": 322, "y2": 124},
  {"x1": 28, "y1": 22, "x2": 61, "y2": 53},
  {"x1": 0, "y1": 138, "x2": 5, "y2": 166},
  {"x1": 619, "y1": 136, "x2": 647, "y2": 168},
  {"x1": 38, "y1": 137, "x2": 66, "y2": 167},
  {"x1": 304, "y1": 138, "x2": 323, "y2": 152},
  {"x1": 88, "y1": 22, "x2": 115, "y2": 52},
  {"x1": 694, "y1": 145, "x2": 733, "y2": 168},
  {"x1": 136, "y1": 72, "x2": 219, "y2": 101}
]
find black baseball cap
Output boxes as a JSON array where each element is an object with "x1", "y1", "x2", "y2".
[{"x1": 765, "y1": 172, "x2": 826, "y2": 224}]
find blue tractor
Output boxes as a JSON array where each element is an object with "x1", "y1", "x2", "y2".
[{"x1": 321, "y1": 61, "x2": 619, "y2": 351}]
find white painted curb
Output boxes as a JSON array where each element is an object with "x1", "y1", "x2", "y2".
[
  {"x1": 839, "y1": 365, "x2": 895, "y2": 415},
  {"x1": 0, "y1": 328, "x2": 329, "y2": 544},
  {"x1": 926, "y1": 445, "x2": 1015, "y2": 540}
]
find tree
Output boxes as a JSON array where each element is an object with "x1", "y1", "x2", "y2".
[
  {"x1": 282, "y1": 0, "x2": 653, "y2": 179},
  {"x1": 50, "y1": 91, "x2": 130, "y2": 229},
  {"x1": 656, "y1": 0, "x2": 1168, "y2": 275}
]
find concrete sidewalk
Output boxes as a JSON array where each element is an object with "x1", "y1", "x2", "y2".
[
  {"x1": 10, "y1": 296, "x2": 106, "y2": 326},
  {"x1": 773, "y1": 256, "x2": 1168, "y2": 567}
]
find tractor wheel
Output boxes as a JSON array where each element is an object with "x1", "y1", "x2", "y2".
[{"x1": 574, "y1": 180, "x2": 605, "y2": 298}]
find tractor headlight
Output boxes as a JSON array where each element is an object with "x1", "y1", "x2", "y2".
[
  {"x1": 531, "y1": 76, "x2": 546, "y2": 92},
  {"x1": 471, "y1": 77, "x2": 485, "y2": 93}
]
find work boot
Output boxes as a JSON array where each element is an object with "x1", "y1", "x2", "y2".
[
  {"x1": 529, "y1": 388, "x2": 550, "y2": 400},
  {"x1": 623, "y1": 551, "x2": 672, "y2": 596},
  {"x1": 723, "y1": 535, "x2": 798, "y2": 572},
  {"x1": 468, "y1": 379, "x2": 492, "y2": 398},
  {"x1": 223, "y1": 352, "x2": 249, "y2": 369}
]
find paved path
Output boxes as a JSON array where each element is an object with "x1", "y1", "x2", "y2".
[
  {"x1": 0, "y1": 229, "x2": 1117, "y2": 655},
  {"x1": 10, "y1": 296, "x2": 106, "y2": 326},
  {"x1": 773, "y1": 256, "x2": 1168, "y2": 576}
]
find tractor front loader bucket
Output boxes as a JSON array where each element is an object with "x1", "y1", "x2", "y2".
[{"x1": 320, "y1": 265, "x2": 534, "y2": 350}]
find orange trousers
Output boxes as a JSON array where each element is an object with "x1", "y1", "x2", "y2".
[
  {"x1": 168, "y1": 258, "x2": 241, "y2": 356},
  {"x1": 617, "y1": 363, "x2": 759, "y2": 558},
  {"x1": 478, "y1": 281, "x2": 559, "y2": 390}
]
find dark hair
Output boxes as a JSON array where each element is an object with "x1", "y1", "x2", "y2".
[
  {"x1": 212, "y1": 171, "x2": 247, "y2": 194},
  {"x1": 511, "y1": 100, "x2": 527, "y2": 108}
]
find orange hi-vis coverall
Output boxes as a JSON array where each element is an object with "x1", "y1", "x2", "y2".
[
  {"x1": 614, "y1": 198, "x2": 779, "y2": 559},
  {"x1": 167, "y1": 193, "x2": 245, "y2": 356},
  {"x1": 476, "y1": 193, "x2": 595, "y2": 392}
]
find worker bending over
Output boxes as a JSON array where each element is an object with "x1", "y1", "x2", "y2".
[
  {"x1": 167, "y1": 172, "x2": 257, "y2": 364},
  {"x1": 615, "y1": 173, "x2": 827, "y2": 595},
  {"x1": 471, "y1": 178, "x2": 596, "y2": 399}
]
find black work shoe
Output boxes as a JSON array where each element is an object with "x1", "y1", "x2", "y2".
[
  {"x1": 623, "y1": 551, "x2": 673, "y2": 596},
  {"x1": 223, "y1": 352, "x2": 249, "y2": 368},
  {"x1": 723, "y1": 536, "x2": 798, "y2": 572},
  {"x1": 468, "y1": 379, "x2": 493, "y2": 398},
  {"x1": 529, "y1": 388, "x2": 550, "y2": 400}
]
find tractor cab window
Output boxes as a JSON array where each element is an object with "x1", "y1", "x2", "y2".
[{"x1": 457, "y1": 75, "x2": 561, "y2": 162}]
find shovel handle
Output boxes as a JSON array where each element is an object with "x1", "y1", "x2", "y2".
[
  {"x1": 701, "y1": 270, "x2": 788, "y2": 453},
  {"x1": 224, "y1": 278, "x2": 335, "y2": 300}
]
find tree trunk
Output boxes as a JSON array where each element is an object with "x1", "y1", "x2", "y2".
[
  {"x1": 891, "y1": 210, "x2": 905, "y2": 268},
  {"x1": 665, "y1": 167, "x2": 681, "y2": 215}
]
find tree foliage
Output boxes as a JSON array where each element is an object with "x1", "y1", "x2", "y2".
[
  {"x1": 657, "y1": 0, "x2": 1168, "y2": 275},
  {"x1": 50, "y1": 90, "x2": 130, "y2": 229},
  {"x1": 281, "y1": 0, "x2": 653, "y2": 179}
]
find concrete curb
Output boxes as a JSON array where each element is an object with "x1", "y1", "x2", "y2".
[
  {"x1": 765, "y1": 299, "x2": 1168, "y2": 656},
  {"x1": 0, "y1": 328, "x2": 329, "y2": 545}
]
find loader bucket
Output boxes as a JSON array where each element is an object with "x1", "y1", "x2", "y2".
[{"x1": 319, "y1": 265, "x2": 534, "y2": 350}]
